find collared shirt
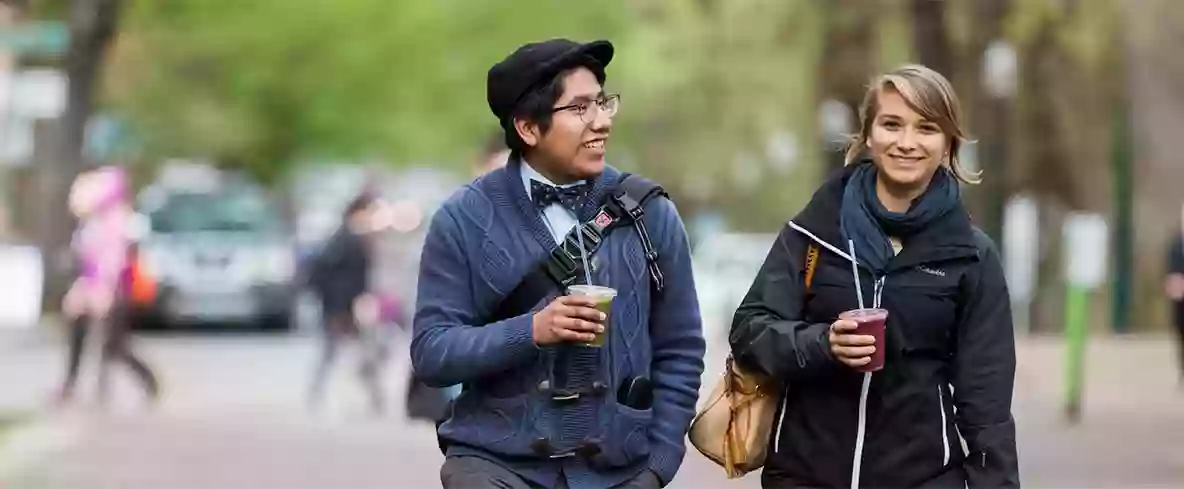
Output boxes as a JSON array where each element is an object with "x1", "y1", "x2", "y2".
[{"x1": 520, "y1": 161, "x2": 584, "y2": 243}]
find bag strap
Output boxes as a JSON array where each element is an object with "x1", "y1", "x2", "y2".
[
  {"x1": 486, "y1": 173, "x2": 667, "y2": 324},
  {"x1": 803, "y1": 243, "x2": 820, "y2": 292},
  {"x1": 607, "y1": 173, "x2": 669, "y2": 293},
  {"x1": 725, "y1": 241, "x2": 821, "y2": 369}
]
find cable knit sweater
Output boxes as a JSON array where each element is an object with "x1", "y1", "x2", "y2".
[{"x1": 411, "y1": 159, "x2": 705, "y2": 488}]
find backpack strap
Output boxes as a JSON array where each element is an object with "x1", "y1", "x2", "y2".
[
  {"x1": 606, "y1": 173, "x2": 668, "y2": 294},
  {"x1": 485, "y1": 173, "x2": 668, "y2": 323}
]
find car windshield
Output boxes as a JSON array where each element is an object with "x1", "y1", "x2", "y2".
[{"x1": 150, "y1": 192, "x2": 279, "y2": 234}]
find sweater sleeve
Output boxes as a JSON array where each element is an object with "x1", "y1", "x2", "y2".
[
  {"x1": 410, "y1": 204, "x2": 540, "y2": 387},
  {"x1": 642, "y1": 198, "x2": 706, "y2": 486}
]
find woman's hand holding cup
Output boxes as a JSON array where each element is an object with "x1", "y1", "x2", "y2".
[{"x1": 828, "y1": 319, "x2": 877, "y2": 369}]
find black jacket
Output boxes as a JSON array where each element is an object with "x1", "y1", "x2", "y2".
[
  {"x1": 309, "y1": 226, "x2": 371, "y2": 314},
  {"x1": 730, "y1": 167, "x2": 1019, "y2": 488},
  {"x1": 1169, "y1": 233, "x2": 1184, "y2": 276}
]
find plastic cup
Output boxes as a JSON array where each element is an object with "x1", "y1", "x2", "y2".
[
  {"x1": 566, "y1": 285, "x2": 617, "y2": 347},
  {"x1": 839, "y1": 308, "x2": 889, "y2": 372}
]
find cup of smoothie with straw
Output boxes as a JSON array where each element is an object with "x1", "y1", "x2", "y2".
[
  {"x1": 838, "y1": 308, "x2": 888, "y2": 372},
  {"x1": 843, "y1": 239, "x2": 888, "y2": 372},
  {"x1": 567, "y1": 222, "x2": 616, "y2": 347},
  {"x1": 567, "y1": 284, "x2": 616, "y2": 347}
]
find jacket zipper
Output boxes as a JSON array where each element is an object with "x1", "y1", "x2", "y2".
[
  {"x1": 774, "y1": 393, "x2": 788, "y2": 452},
  {"x1": 850, "y1": 276, "x2": 885, "y2": 489},
  {"x1": 784, "y1": 221, "x2": 906, "y2": 489},
  {"x1": 938, "y1": 384, "x2": 950, "y2": 466}
]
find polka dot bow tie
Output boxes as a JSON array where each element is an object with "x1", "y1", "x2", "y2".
[{"x1": 530, "y1": 180, "x2": 589, "y2": 212}]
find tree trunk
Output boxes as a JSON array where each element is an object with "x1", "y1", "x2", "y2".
[
  {"x1": 817, "y1": 0, "x2": 877, "y2": 172},
  {"x1": 1012, "y1": 4, "x2": 1123, "y2": 334},
  {"x1": 38, "y1": 0, "x2": 122, "y2": 311},
  {"x1": 1123, "y1": 0, "x2": 1184, "y2": 331},
  {"x1": 911, "y1": 0, "x2": 952, "y2": 76}
]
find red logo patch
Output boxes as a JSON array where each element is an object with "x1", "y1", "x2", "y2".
[{"x1": 593, "y1": 211, "x2": 613, "y2": 229}]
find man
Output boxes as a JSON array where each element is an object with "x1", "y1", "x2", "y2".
[
  {"x1": 306, "y1": 193, "x2": 387, "y2": 414},
  {"x1": 411, "y1": 39, "x2": 705, "y2": 489},
  {"x1": 1166, "y1": 203, "x2": 1184, "y2": 385}
]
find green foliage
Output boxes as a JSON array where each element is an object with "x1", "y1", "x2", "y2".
[
  {"x1": 106, "y1": 0, "x2": 632, "y2": 180},
  {"x1": 1006, "y1": 0, "x2": 1122, "y2": 72},
  {"x1": 27, "y1": 0, "x2": 68, "y2": 20},
  {"x1": 609, "y1": 0, "x2": 826, "y2": 230},
  {"x1": 875, "y1": 0, "x2": 914, "y2": 70},
  {"x1": 103, "y1": 0, "x2": 828, "y2": 229}
]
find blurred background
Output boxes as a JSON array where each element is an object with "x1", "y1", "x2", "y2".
[{"x1": 0, "y1": 0, "x2": 1181, "y2": 487}]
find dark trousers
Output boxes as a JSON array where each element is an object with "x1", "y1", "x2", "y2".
[
  {"x1": 439, "y1": 456, "x2": 660, "y2": 489},
  {"x1": 61, "y1": 312, "x2": 159, "y2": 400},
  {"x1": 1173, "y1": 301, "x2": 1184, "y2": 378},
  {"x1": 307, "y1": 309, "x2": 389, "y2": 413}
]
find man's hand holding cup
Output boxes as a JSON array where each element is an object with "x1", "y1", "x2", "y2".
[{"x1": 531, "y1": 295, "x2": 606, "y2": 346}]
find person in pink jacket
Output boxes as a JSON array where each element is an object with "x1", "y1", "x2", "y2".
[{"x1": 56, "y1": 166, "x2": 159, "y2": 405}]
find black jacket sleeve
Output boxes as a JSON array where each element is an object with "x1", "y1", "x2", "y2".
[
  {"x1": 729, "y1": 224, "x2": 838, "y2": 381},
  {"x1": 1168, "y1": 234, "x2": 1184, "y2": 275},
  {"x1": 953, "y1": 230, "x2": 1020, "y2": 488}
]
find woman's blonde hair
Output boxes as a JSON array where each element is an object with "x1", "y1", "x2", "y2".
[{"x1": 844, "y1": 64, "x2": 980, "y2": 185}]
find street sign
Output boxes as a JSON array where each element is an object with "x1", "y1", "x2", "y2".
[
  {"x1": 0, "y1": 21, "x2": 68, "y2": 55},
  {"x1": 0, "y1": 245, "x2": 43, "y2": 328},
  {"x1": 1063, "y1": 212, "x2": 1109, "y2": 289},
  {"x1": 1003, "y1": 194, "x2": 1039, "y2": 335},
  {"x1": 1004, "y1": 195, "x2": 1039, "y2": 302},
  {"x1": 10, "y1": 68, "x2": 66, "y2": 119},
  {"x1": 0, "y1": 68, "x2": 67, "y2": 164}
]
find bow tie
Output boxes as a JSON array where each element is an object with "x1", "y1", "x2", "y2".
[{"x1": 531, "y1": 180, "x2": 589, "y2": 212}]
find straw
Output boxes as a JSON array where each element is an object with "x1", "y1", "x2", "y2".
[
  {"x1": 575, "y1": 223, "x2": 594, "y2": 286},
  {"x1": 847, "y1": 239, "x2": 865, "y2": 310}
]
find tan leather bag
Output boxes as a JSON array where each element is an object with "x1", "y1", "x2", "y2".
[
  {"x1": 689, "y1": 243, "x2": 820, "y2": 478},
  {"x1": 688, "y1": 355, "x2": 779, "y2": 478}
]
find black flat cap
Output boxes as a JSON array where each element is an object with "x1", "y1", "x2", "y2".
[{"x1": 487, "y1": 39, "x2": 614, "y2": 123}]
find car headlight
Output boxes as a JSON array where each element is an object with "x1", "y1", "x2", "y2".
[
  {"x1": 259, "y1": 249, "x2": 295, "y2": 281},
  {"x1": 140, "y1": 248, "x2": 172, "y2": 281}
]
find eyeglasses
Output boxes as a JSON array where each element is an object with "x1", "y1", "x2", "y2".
[{"x1": 551, "y1": 94, "x2": 620, "y2": 124}]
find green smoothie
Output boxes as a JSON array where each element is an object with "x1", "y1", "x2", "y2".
[{"x1": 566, "y1": 285, "x2": 617, "y2": 347}]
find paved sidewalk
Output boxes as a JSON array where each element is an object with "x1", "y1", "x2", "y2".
[
  {"x1": 0, "y1": 334, "x2": 1180, "y2": 488},
  {"x1": 1011, "y1": 335, "x2": 1184, "y2": 487}
]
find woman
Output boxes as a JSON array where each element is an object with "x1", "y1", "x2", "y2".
[
  {"x1": 729, "y1": 65, "x2": 1019, "y2": 488},
  {"x1": 57, "y1": 166, "x2": 160, "y2": 405}
]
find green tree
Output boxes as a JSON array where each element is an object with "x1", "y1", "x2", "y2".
[
  {"x1": 22, "y1": 0, "x2": 124, "y2": 308},
  {"x1": 612, "y1": 0, "x2": 828, "y2": 231},
  {"x1": 105, "y1": 1, "x2": 632, "y2": 181}
]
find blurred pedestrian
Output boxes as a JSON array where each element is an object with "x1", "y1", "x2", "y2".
[
  {"x1": 56, "y1": 165, "x2": 160, "y2": 406},
  {"x1": 306, "y1": 193, "x2": 390, "y2": 415},
  {"x1": 411, "y1": 38, "x2": 705, "y2": 489},
  {"x1": 403, "y1": 132, "x2": 514, "y2": 421},
  {"x1": 1165, "y1": 203, "x2": 1184, "y2": 385},
  {"x1": 474, "y1": 132, "x2": 511, "y2": 177},
  {"x1": 730, "y1": 65, "x2": 1019, "y2": 488}
]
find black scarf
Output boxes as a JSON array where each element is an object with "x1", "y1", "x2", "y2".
[{"x1": 839, "y1": 161, "x2": 961, "y2": 275}]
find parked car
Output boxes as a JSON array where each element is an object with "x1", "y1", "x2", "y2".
[{"x1": 130, "y1": 182, "x2": 297, "y2": 330}]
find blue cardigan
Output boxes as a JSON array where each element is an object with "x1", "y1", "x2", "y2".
[{"x1": 410, "y1": 159, "x2": 705, "y2": 488}]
